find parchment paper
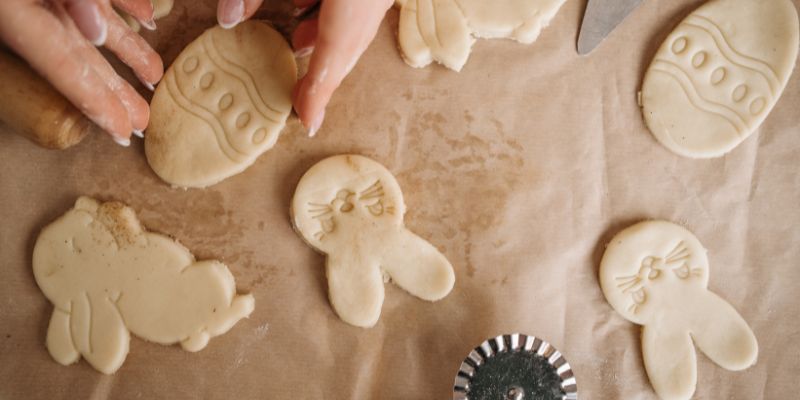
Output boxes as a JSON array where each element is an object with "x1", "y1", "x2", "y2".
[{"x1": 2, "y1": 0, "x2": 799, "y2": 398}]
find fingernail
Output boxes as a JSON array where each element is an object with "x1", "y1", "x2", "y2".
[
  {"x1": 307, "y1": 110, "x2": 325, "y2": 138},
  {"x1": 113, "y1": 136, "x2": 131, "y2": 147},
  {"x1": 140, "y1": 19, "x2": 156, "y2": 31},
  {"x1": 294, "y1": 46, "x2": 314, "y2": 58},
  {"x1": 132, "y1": 129, "x2": 144, "y2": 138},
  {"x1": 218, "y1": 0, "x2": 245, "y2": 29},
  {"x1": 68, "y1": 0, "x2": 108, "y2": 46},
  {"x1": 135, "y1": 72, "x2": 156, "y2": 91}
]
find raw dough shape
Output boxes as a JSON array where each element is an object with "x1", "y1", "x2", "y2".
[
  {"x1": 640, "y1": 0, "x2": 799, "y2": 158},
  {"x1": 599, "y1": 221, "x2": 758, "y2": 400},
  {"x1": 145, "y1": 21, "x2": 297, "y2": 188},
  {"x1": 32, "y1": 197, "x2": 255, "y2": 374},
  {"x1": 395, "y1": 0, "x2": 567, "y2": 71},
  {"x1": 119, "y1": 0, "x2": 174, "y2": 32},
  {"x1": 291, "y1": 155, "x2": 455, "y2": 328}
]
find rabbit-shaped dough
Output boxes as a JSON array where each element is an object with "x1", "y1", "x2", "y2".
[
  {"x1": 291, "y1": 155, "x2": 455, "y2": 328},
  {"x1": 33, "y1": 197, "x2": 255, "y2": 374},
  {"x1": 599, "y1": 221, "x2": 757, "y2": 400},
  {"x1": 396, "y1": 0, "x2": 567, "y2": 71}
]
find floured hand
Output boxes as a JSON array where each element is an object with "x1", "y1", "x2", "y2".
[
  {"x1": 217, "y1": 0, "x2": 393, "y2": 137},
  {"x1": 0, "y1": 0, "x2": 164, "y2": 146}
]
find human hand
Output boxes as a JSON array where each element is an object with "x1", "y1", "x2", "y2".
[
  {"x1": 0, "y1": 0, "x2": 164, "y2": 146},
  {"x1": 218, "y1": 0, "x2": 393, "y2": 136}
]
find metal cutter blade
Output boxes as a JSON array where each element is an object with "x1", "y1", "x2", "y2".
[
  {"x1": 577, "y1": 0, "x2": 644, "y2": 55},
  {"x1": 453, "y1": 334, "x2": 578, "y2": 400}
]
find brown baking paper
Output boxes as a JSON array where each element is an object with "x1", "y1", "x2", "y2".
[{"x1": 1, "y1": 0, "x2": 799, "y2": 398}]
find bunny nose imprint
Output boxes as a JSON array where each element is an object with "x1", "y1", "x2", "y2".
[{"x1": 453, "y1": 334, "x2": 578, "y2": 400}]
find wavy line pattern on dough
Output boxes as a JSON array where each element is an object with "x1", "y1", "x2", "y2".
[
  {"x1": 165, "y1": 78, "x2": 247, "y2": 163},
  {"x1": 684, "y1": 15, "x2": 780, "y2": 93},
  {"x1": 652, "y1": 60, "x2": 746, "y2": 135},
  {"x1": 204, "y1": 35, "x2": 281, "y2": 122}
]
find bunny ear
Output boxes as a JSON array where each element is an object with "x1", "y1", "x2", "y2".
[
  {"x1": 381, "y1": 230, "x2": 455, "y2": 302},
  {"x1": 46, "y1": 308, "x2": 79, "y2": 366},
  {"x1": 687, "y1": 290, "x2": 758, "y2": 371},
  {"x1": 326, "y1": 253, "x2": 385, "y2": 328},
  {"x1": 70, "y1": 293, "x2": 130, "y2": 374},
  {"x1": 400, "y1": 0, "x2": 474, "y2": 71},
  {"x1": 642, "y1": 325, "x2": 697, "y2": 400}
]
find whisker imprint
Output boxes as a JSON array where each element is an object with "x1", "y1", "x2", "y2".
[
  {"x1": 665, "y1": 241, "x2": 688, "y2": 260},
  {"x1": 617, "y1": 278, "x2": 641, "y2": 293},
  {"x1": 359, "y1": 180, "x2": 384, "y2": 200}
]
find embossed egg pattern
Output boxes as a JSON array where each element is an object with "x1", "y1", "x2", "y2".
[
  {"x1": 641, "y1": 0, "x2": 799, "y2": 158},
  {"x1": 146, "y1": 21, "x2": 297, "y2": 188}
]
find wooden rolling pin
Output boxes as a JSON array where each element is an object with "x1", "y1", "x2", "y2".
[{"x1": 0, "y1": 49, "x2": 92, "y2": 149}]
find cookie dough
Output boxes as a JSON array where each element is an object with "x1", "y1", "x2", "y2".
[
  {"x1": 396, "y1": 0, "x2": 567, "y2": 71},
  {"x1": 291, "y1": 155, "x2": 455, "y2": 328},
  {"x1": 146, "y1": 21, "x2": 297, "y2": 188},
  {"x1": 640, "y1": 0, "x2": 799, "y2": 158},
  {"x1": 599, "y1": 221, "x2": 757, "y2": 400},
  {"x1": 33, "y1": 197, "x2": 255, "y2": 374}
]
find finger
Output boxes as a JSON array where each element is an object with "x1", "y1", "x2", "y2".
[
  {"x1": 293, "y1": 0, "x2": 393, "y2": 134},
  {"x1": 102, "y1": 7, "x2": 164, "y2": 87},
  {"x1": 292, "y1": 18, "x2": 318, "y2": 56},
  {"x1": 217, "y1": 0, "x2": 264, "y2": 29},
  {"x1": 63, "y1": 0, "x2": 108, "y2": 46},
  {"x1": 112, "y1": 0, "x2": 156, "y2": 30},
  {"x1": 66, "y1": 14, "x2": 150, "y2": 132},
  {"x1": 0, "y1": 4, "x2": 133, "y2": 141}
]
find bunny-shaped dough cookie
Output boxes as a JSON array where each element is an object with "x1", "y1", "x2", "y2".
[
  {"x1": 396, "y1": 0, "x2": 567, "y2": 71},
  {"x1": 291, "y1": 155, "x2": 455, "y2": 328},
  {"x1": 599, "y1": 221, "x2": 757, "y2": 400},
  {"x1": 33, "y1": 197, "x2": 255, "y2": 374}
]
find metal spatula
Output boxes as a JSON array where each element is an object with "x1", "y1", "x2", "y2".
[{"x1": 577, "y1": 0, "x2": 644, "y2": 55}]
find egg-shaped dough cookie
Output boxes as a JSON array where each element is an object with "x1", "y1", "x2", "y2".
[
  {"x1": 146, "y1": 21, "x2": 297, "y2": 188},
  {"x1": 641, "y1": 0, "x2": 799, "y2": 159}
]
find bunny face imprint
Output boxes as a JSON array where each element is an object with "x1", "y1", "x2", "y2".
[
  {"x1": 292, "y1": 155, "x2": 455, "y2": 328},
  {"x1": 600, "y1": 221, "x2": 757, "y2": 400},
  {"x1": 396, "y1": 0, "x2": 567, "y2": 71},
  {"x1": 600, "y1": 221, "x2": 709, "y2": 325},
  {"x1": 32, "y1": 197, "x2": 255, "y2": 374}
]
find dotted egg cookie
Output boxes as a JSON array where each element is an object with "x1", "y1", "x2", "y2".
[
  {"x1": 146, "y1": 21, "x2": 296, "y2": 188},
  {"x1": 641, "y1": 0, "x2": 799, "y2": 158}
]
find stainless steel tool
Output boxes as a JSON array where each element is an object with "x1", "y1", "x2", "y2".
[
  {"x1": 577, "y1": 0, "x2": 644, "y2": 55},
  {"x1": 453, "y1": 334, "x2": 577, "y2": 400}
]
